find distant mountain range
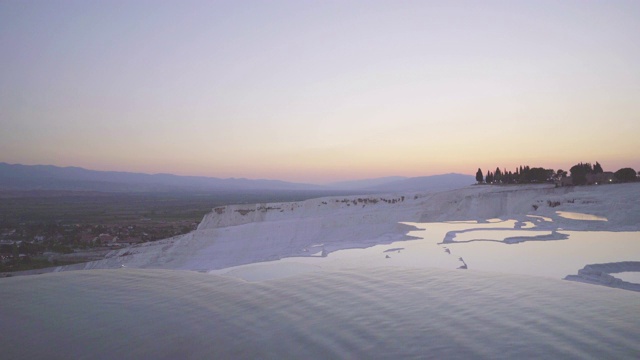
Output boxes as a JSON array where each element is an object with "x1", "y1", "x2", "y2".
[
  {"x1": 0, "y1": 163, "x2": 323, "y2": 193},
  {"x1": 357, "y1": 173, "x2": 476, "y2": 193},
  {"x1": 0, "y1": 163, "x2": 474, "y2": 193},
  {"x1": 326, "y1": 176, "x2": 409, "y2": 190}
]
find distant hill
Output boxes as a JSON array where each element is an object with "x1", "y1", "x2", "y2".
[
  {"x1": 328, "y1": 173, "x2": 475, "y2": 193},
  {"x1": 326, "y1": 176, "x2": 408, "y2": 190},
  {"x1": 0, "y1": 163, "x2": 323, "y2": 193},
  {"x1": 0, "y1": 163, "x2": 475, "y2": 194}
]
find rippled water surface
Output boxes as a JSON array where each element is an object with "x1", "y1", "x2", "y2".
[
  {"x1": 3, "y1": 212, "x2": 640, "y2": 358},
  {"x1": 2, "y1": 268, "x2": 639, "y2": 359}
]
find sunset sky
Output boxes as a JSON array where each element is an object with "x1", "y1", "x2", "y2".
[{"x1": 1, "y1": 1, "x2": 639, "y2": 184}]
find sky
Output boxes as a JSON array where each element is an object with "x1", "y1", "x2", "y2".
[{"x1": 1, "y1": 1, "x2": 639, "y2": 184}]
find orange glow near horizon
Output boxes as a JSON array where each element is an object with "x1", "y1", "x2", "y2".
[{"x1": 1, "y1": 2, "x2": 639, "y2": 184}]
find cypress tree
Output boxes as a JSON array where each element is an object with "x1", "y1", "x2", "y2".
[{"x1": 476, "y1": 168, "x2": 484, "y2": 184}]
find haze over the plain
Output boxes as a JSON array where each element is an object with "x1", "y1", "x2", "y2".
[{"x1": 2, "y1": 1, "x2": 639, "y2": 182}]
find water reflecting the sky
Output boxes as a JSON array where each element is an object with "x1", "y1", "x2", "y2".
[
  {"x1": 615, "y1": 272, "x2": 640, "y2": 283},
  {"x1": 215, "y1": 216, "x2": 640, "y2": 283},
  {"x1": 556, "y1": 211, "x2": 608, "y2": 221}
]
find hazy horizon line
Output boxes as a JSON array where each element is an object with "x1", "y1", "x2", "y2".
[{"x1": 0, "y1": 161, "x2": 477, "y2": 186}]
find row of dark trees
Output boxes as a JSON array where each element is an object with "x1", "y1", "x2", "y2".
[
  {"x1": 475, "y1": 166, "x2": 555, "y2": 184},
  {"x1": 569, "y1": 162, "x2": 602, "y2": 185},
  {"x1": 614, "y1": 168, "x2": 639, "y2": 182},
  {"x1": 568, "y1": 162, "x2": 638, "y2": 185},
  {"x1": 476, "y1": 161, "x2": 638, "y2": 185}
]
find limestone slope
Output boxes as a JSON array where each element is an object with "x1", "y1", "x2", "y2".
[{"x1": 60, "y1": 183, "x2": 640, "y2": 272}]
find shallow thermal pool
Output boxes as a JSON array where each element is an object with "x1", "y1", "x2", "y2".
[
  {"x1": 215, "y1": 216, "x2": 640, "y2": 286},
  {"x1": 4, "y1": 217, "x2": 640, "y2": 359},
  {"x1": 615, "y1": 272, "x2": 640, "y2": 283},
  {"x1": 3, "y1": 266, "x2": 640, "y2": 359},
  {"x1": 556, "y1": 211, "x2": 608, "y2": 221}
]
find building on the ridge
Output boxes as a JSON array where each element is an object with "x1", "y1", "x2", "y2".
[
  {"x1": 586, "y1": 172, "x2": 615, "y2": 185},
  {"x1": 557, "y1": 172, "x2": 615, "y2": 186},
  {"x1": 557, "y1": 176, "x2": 573, "y2": 187}
]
